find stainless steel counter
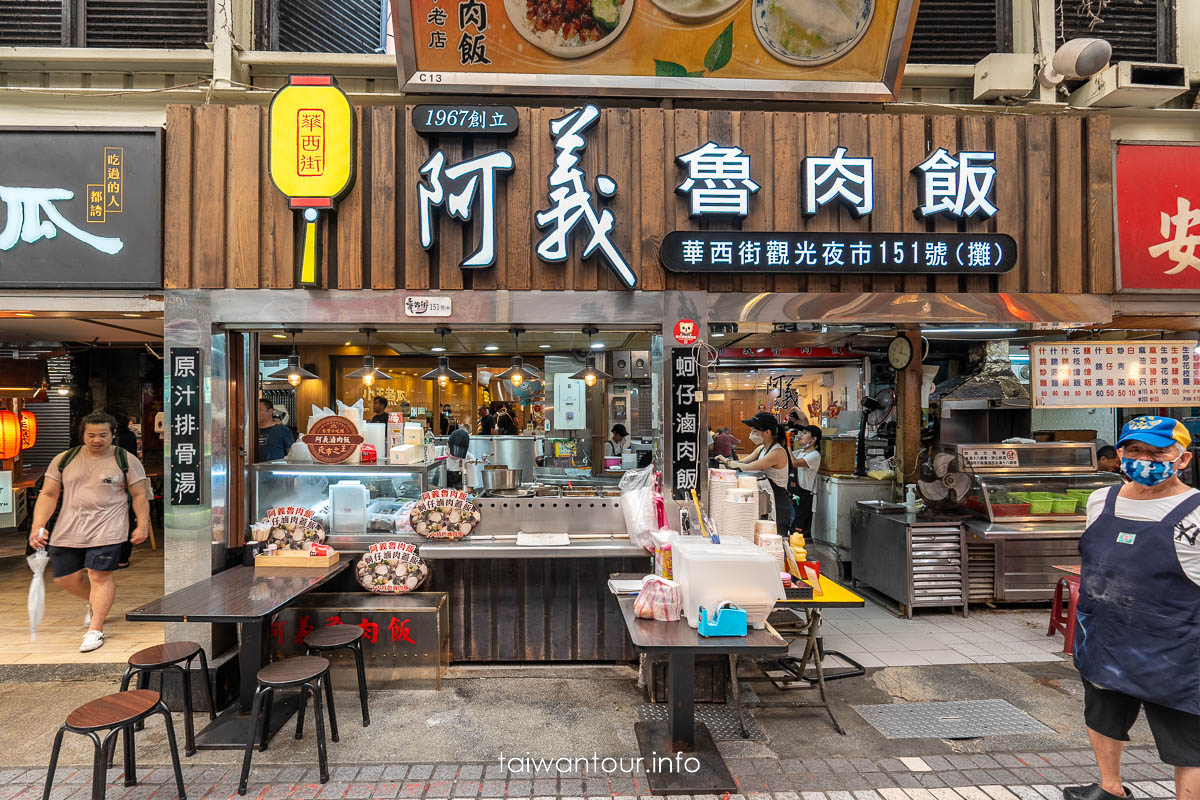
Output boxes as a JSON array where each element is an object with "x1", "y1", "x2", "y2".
[
  {"x1": 419, "y1": 536, "x2": 648, "y2": 559},
  {"x1": 964, "y1": 519, "x2": 1086, "y2": 538},
  {"x1": 850, "y1": 504, "x2": 967, "y2": 618}
]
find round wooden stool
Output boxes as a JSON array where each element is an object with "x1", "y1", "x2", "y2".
[
  {"x1": 45, "y1": 689, "x2": 185, "y2": 800},
  {"x1": 117, "y1": 641, "x2": 216, "y2": 757},
  {"x1": 304, "y1": 624, "x2": 370, "y2": 727},
  {"x1": 238, "y1": 656, "x2": 337, "y2": 795}
]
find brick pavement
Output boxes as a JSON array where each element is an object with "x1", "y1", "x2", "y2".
[{"x1": 5, "y1": 748, "x2": 1180, "y2": 800}]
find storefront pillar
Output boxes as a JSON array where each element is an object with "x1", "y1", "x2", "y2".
[{"x1": 894, "y1": 329, "x2": 924, "y2": 489}]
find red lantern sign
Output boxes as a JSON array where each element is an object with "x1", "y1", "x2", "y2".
[
  {"x1": 19, "y1": 409, "x2": 36, "y2": 449},
  {"x1": 0, "y1": 409, "x2": 20, "y2": 460}
]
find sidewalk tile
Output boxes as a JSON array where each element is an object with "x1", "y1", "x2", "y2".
[
  {"x1": 901, "y1": 790, "x2": 936, "y2": 800},
  {"x1": 557, "y1": 781, "x2": 582, "y2": 796},
  {"x1": 506, "y1": 780, "x2": 533, "y2": 796},
  {"x1": 1061, "y1": 752, "x2": 1093, "y2": 767},
  {"x1": 945, "y1": 789, "x2": 988, "y2": 800},
  {"x1": 202, "y1": 785, "x2": 242, "y2": 800},
  {"x1": 989, "y1": 756, "x2": 1022, "y2": 770},
  {"x1": 876, "y1": 791, "x2": 908, "y2": 800},
  {"x1": 780, "y1": 761, "x2": 806, "y2": 775},
  {"x1": 426, "y1": 782, "x2": 453, "y2": 797},
  {"x1": 851, "y1": 792, "x2": 883, "y2": 800},
  {"x1": 278, "y1": 769, "x2": 310, "y2": 783},
  {"x1": 458, "y1": 768, "x2": 483, "y2": 781},
  {"x1": 825, "y1": 760, "x2": 853, "y2": 774},
  {"x1": 804, "y1": 761, "x2": 832, "y2": 775},
  {"x1": 927, "y1": 791, "x2": 965, "y2": 800},
  {"x1": 1027, "y1": 786, "x2": 1059, "y2": 800},
  {"x1": 408, "y1": 767, "x2": 435, "y2": 781},
  {"x1": 345, "y1": 784, "x2": 377, "y2": 799},
  {"x1": 1036, "y1": 753, "x2": 1071, "y2": 767},
  {"x1": 357, "y1": 768, "x2": 387, "y2": 782},
  {"x1": 874, "y1": 760, "x2": 905, "y2": 774},
  {"x1": 945, "y1": 757, "x2": 976, "y2": 771},
  {"x1": 434, "y1": 767, "x2": 459, "y2": 781},
  {"x1": 1007, "y1": 789, "x2": 1043, "y2": 800},
  {"x1": 918, "y1": 757, "x2": 951, "y2": 772},
  {"x1": 332, "y1": 770, "x2": 360, "y2": 783},
  {"x1": 531, "y1": 780, "x2": 558, "y2": 795},
  {"x1": 774, "y1": 793, "x2": 801, "y2": 800},
  {"x1": 849, "y1": 760, "x2": 877, "y2": 773},
  {"x1": 959, "y1": 771, "x2": 990, "y2": 785},
  {"x1": 264, "y1": 785, "x2": 298, "y2": 800},
  {"x1": 1130, "y1": 782, "x2": 1170, "y2": 797},
  {"x1": 861, "y1": 773, "x2": 891, "y2": 790},
  {"x1": 288, "y1": 784, "x2": 322, "y2": 799},
  {"x1": 451, "y1": 780, "x2": 480, "y2": 797},
  {"x1": 317, "y1": 783, "x2": 350, "y2": 798},
  {"x1": 373, "y1": 784, "x2": 401, "y2": 798},
  {"x1": 898, "y1": 759, "x2": 931, "y2": 773},
  {"x1": 824, "y1": 792, "x2": 854, "y2": 800},
  {"x1": 914, "y1": 775, "x2": 945, "y2": 790},
  {"x1": 800, "y1": 793, "x2": 827, "y2": 800},
  {"x1": 397, "y1": 782, "x2": 427, "y2": 798},
  {"x1": 978, "y1": 787, "x2": 1019, "y2": 800}
]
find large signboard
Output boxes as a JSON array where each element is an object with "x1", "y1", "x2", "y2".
[
  {"x1": 389, "y1": 0, "x2": 918, "y2": 99},
  {"x1": 1116, "y1": 143, "x2": 1200, "y2": 293},
  {"x1": 0, "y1": 129, "x2": 161, "y2": 289},
  {"x1": 1032, "y1": 341, "x2": 1199, "y2": 408},
  {"x1": 168, "y1": 348, "x2": 202, "y2": 506}
]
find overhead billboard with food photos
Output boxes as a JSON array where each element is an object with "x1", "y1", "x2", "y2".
[{"x1": 388, "y1": 0, "x2": 919, "y2": 99}]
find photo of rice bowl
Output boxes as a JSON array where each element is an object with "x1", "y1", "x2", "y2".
[
  {"x1": 503, "y1": 0, "x2": 634, "y2": 58},
  {"x1": 649, "y1": 0, "x2": 741, "y2": 23},
  {"x1": 752, "y1": 0, "x2": 874, "y2": 65}
]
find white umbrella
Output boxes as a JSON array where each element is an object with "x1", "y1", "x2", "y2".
[{"x1": 27, "y1": 548, "x2": 48, "y2": 642}]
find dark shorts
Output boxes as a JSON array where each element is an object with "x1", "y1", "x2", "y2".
[
  {"x1": 47, "y1": 543, "x2": 122, "y2": 577},
  {"x1": 1083, "y1": 678, "x2": 1200, "y2": 767}
]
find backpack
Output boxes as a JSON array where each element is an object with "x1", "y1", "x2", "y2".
[{"x1": 28, "y1": 446, "x2": 133, "y2": 552}]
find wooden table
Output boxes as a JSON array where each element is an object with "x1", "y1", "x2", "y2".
[
  {"x1": 126, "y1": 561, "x2": 349, "y2": 750},
  {"x1": 1052, "y1": 564, "x2": 1082, "y2": 575},
  {"x1": 615, "y1": 596, "x2": 787, "y2": 794}
]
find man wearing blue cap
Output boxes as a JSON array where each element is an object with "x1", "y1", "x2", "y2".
[{"x1": 1067, "y1": 416, "x2": 1200, "y2": 800}]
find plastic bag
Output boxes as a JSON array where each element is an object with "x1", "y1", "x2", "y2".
[
  {"x1": 620, "y1": 464, "x2": 661, "y2": 550},
  {"x1": 633, "y1": 574, "x2": 682, "y2": 621}
]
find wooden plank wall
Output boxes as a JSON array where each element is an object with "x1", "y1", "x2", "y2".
[{"x1": 164, "y1": 105, "x2": 1114, "y2": 295}]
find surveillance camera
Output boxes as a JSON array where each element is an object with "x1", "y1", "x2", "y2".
[{"x1": 1040, "y1": 38, "x2": 1112, "y2": 86}]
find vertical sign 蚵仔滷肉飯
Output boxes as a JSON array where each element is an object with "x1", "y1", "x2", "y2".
[
  {"x1": 169, "y1": 347, "x2": 202, "y2": 506},
  {"x1": 670, "y1": 348, "x2": 700, "y2": 500}
]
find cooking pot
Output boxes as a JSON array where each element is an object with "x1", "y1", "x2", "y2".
[{"x1": 483, "y1": 465, "x2": 522, "y2": 491}]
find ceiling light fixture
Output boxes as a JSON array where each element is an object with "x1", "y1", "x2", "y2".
[
  {"x1": 14, "y1": 312, "x2": 34, "y2": 317},
  {"x1": 570, "y1": 326, "x2": 613, "y2": 388},
  {"x1": 496, "y1": 328, "x2": 543, "y2": 388},
  {"x1": 345, "y1": 327, "x2": 392, "y2": 388},
  {"x1": 484, "y1": 345, "x2": 499, "y2": 352},
  {"x1": 538, "y1": 344, "x2": 552, "y2": 349},
  {"x1": 271, "y1": 333, "x2": 288, "y2": 339},
  {"x1": 931, "y1": 327, "x2": 1019, "y2": 334},
  {"x1": 267, "y1": 328, "x2": 319, "y2": 387},
  {"x1": 419, "y1": 327, "x2": 469, "y2": 386},
  {"x1": 590, "y1": 341, "x2": 604, "y2": 349},
  {"x1": 122, "y1": 313, "x2": 143, "y2": 318}
]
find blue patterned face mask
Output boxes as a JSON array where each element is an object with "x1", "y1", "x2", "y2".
[{"x1": 1121, "y1": 456, "x2": 1178, "y2": 487}]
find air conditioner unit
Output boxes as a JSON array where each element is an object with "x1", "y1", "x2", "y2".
[
  {"x1": 819, "y1": 374, "x2": 834, "y2": 387},
  {"x1": 973, "y1": 53, "x2": 1036, "y2": 101},
  {"x1": 1069, "y1": 61, "x2": 1188, "y2": 108}
]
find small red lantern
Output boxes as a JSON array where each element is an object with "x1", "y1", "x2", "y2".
[
  {"x1": 19, "y1": 409, "x2": 36, "y2": 449},
  {"x1": 0, "y1": 409, "x2": 20, "y2": 460}
]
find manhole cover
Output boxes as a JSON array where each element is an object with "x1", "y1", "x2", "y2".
[
  {"x1": 851, "y1": 699, "x2": 1053, "y2": 739},
  {"x1": 636, "y1": 704, "x2": 766, "y2": 741}
]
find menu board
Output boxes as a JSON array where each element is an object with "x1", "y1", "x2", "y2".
[
  {"x1": 168, "y1": 347, "x2": 202, "y2": 506},
  {"x1": 670, "y1": 348, "x2": 700, "y2": 499},
  {"x1": 1032, "y1": 341, "x2": 1200, "y2": 408}
]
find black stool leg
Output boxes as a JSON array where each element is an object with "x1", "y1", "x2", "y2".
[
  {"x1": 258, "y1": 687, "x2": 274, "y2": 752},
  {"x1": 157, "y1": 703, "x2": 187, "y2": 800},
  {"x1": 195, "y1": 649, "x2": 217, "y2": 720},
  {"x1": 106, "y1": 667, "x2": 137, "y2": 769},
  {"x1": 237, "y1": 687, "x2": 268, "y2": 795},
  {"x1": 133, "y1": 671, "x2": 150, "y2": 732},
  {"x1": 309, "y1": 681, "x2": 330, "y2": 784},
  {"x1": 86, "y1": 732, "x2": 105, "y2": 800},
  {"x1": 42, "y1": 726, "x2": 67, "y2": 800},
  {"x1": 322, "y1": 671, "x2": 339, "y2": 743},
  {"x1": 121, "y1": 723, "x2": 137, "y2": 787},
  {"x1": 351, "y1": 641, "x2": 370, "y2": 727},
  {"x1": 295, "y1": 683, "x2": 307, "y2": 740},
  {"x1": 178, "y1": 665, "x2": 196, "y2": 756}
]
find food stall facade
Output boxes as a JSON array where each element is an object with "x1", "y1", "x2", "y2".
[{"x1": 161, "y1": 97, "x2": 1118, "y2": 660}]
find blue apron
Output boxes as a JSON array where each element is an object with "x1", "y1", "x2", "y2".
[{"x1": 1074, "y1": 486, "x2": 1200, "y2": 714}]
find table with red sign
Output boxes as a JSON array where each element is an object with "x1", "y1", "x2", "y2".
[{"x1": 126, "y1": 560, "x2": 349, "y2": 749}]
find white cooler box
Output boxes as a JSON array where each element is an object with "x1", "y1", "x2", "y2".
[{"x1": 672, "y1": 535, "x2": 785, "y2": 629}]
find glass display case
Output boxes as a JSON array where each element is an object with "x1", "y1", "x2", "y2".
[
  {"x1": 962, "y1": 471, "x2": 1123, "y2": 523},
  {"x1": 251, "y1": 462, "x2": 444, "y2": 551}
]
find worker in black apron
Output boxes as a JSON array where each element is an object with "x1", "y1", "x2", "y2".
[
  {"x1": 1068, "y1": 416, "x2": 1200, "y2": 800},
  {"x1": 717, "y1": 411, "x2": 792, "y2": 536}
]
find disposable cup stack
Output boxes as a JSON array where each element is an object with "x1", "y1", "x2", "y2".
[
  {"x1": 707, "y1": 469, "x2": 738, "y2": 535},
  {"x1": 753, "y1": 519, "x2": 776, "y2": 545},
  {"x1": 756, "y1": 532, "x2": 785, "y2": 571},
  {"x1": 721, "y1": 488, "x2": 759, "y2": 539},
  {"x1": 737, "y1": 475, "x2": 759, "y2": 491}
]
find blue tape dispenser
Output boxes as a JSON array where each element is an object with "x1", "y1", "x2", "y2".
[{"x1": 697, "y1": 602, "x2": 748, "y2": 638}]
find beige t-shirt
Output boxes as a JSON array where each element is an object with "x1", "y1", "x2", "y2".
[{"x1": 45, "y1": 448, "x2": 148, "y2": 548}]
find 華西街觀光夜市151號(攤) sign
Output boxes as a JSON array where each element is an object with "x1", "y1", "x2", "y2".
[
  {"x1": 388, "y1": 0, "x2": 917, "y2": 100},
  {"x1": 0, "y1": 129, "x2": 162, "y2": 289}
]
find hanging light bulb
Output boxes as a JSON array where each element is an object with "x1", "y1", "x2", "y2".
[
  {"x1": 496, "y1": 328, "x2": 541, "y2": 388},
  {"x1": 267, "y1": 330, "x2": 318, "y2": 386},
  {"x1": 570, "y1": 327, "x2": 612, "y2": 387},
  {"x1": 57, "y1": 384, "x2": 70, "y2": 396},
  {"x1": 420, "y1": 328, "x2": 469, "y2": 384},
  {"x1": 345, "y1": 328, "x2": 392, "y2": 387}
]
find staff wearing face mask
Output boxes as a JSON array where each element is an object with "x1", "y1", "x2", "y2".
[
  {"x1": 1066, "y1": 417, "x2": 1200, "y2": 800},
  {"x1": 716, "y1": 412, "x2": 792, "y2": 536},
  {"x1": 787, "y1": 425, "x2": 822, "y2": 535}
]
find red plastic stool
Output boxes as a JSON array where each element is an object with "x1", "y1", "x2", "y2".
[{"x1": 1047, "y1": 574, "x2": 1081, "y2": 654}]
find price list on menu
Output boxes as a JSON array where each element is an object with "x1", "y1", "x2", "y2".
[{"x1": 1032, "y1": 341, "x2": 1199, "y2": 408}]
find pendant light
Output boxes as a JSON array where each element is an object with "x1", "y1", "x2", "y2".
[
  {"x1": 0, "y1": 409, "x2": 19, "y2": 460},
  {"x1": 266, "y1": 328, "x2": 319, "y2": 387},
  {"x1": 496, "y1": 328, "x2": 542, "y2": 388},
  {"x1": 419, "y1": 327, "x2": 469, "y2": 386},
  {"x1": 569, "y1": 326, "x2": 613, "y2": 388},
  {"x1": 345, "y1": 327, "x2": 392, "y2": 387}
]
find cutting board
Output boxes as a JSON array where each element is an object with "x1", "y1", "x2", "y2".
[
  {"x1": 255, "y1": 551, "x2": 340, "y2": 569},
  {"x1": 516, "y1": 532, "x2": 570, "y2": 547}
]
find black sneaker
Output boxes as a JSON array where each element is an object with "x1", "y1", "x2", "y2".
[{"x1": 1063, "y1": 784, "x2": 1135, "y2": 800}]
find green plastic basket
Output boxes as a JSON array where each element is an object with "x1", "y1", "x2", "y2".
[
  {"x1": 1028, "y1": 499, "x2": 1053, "y2": 514},
  {"x1": 1050, "y1": 497, "x2": 1078, "y2": 514}
]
